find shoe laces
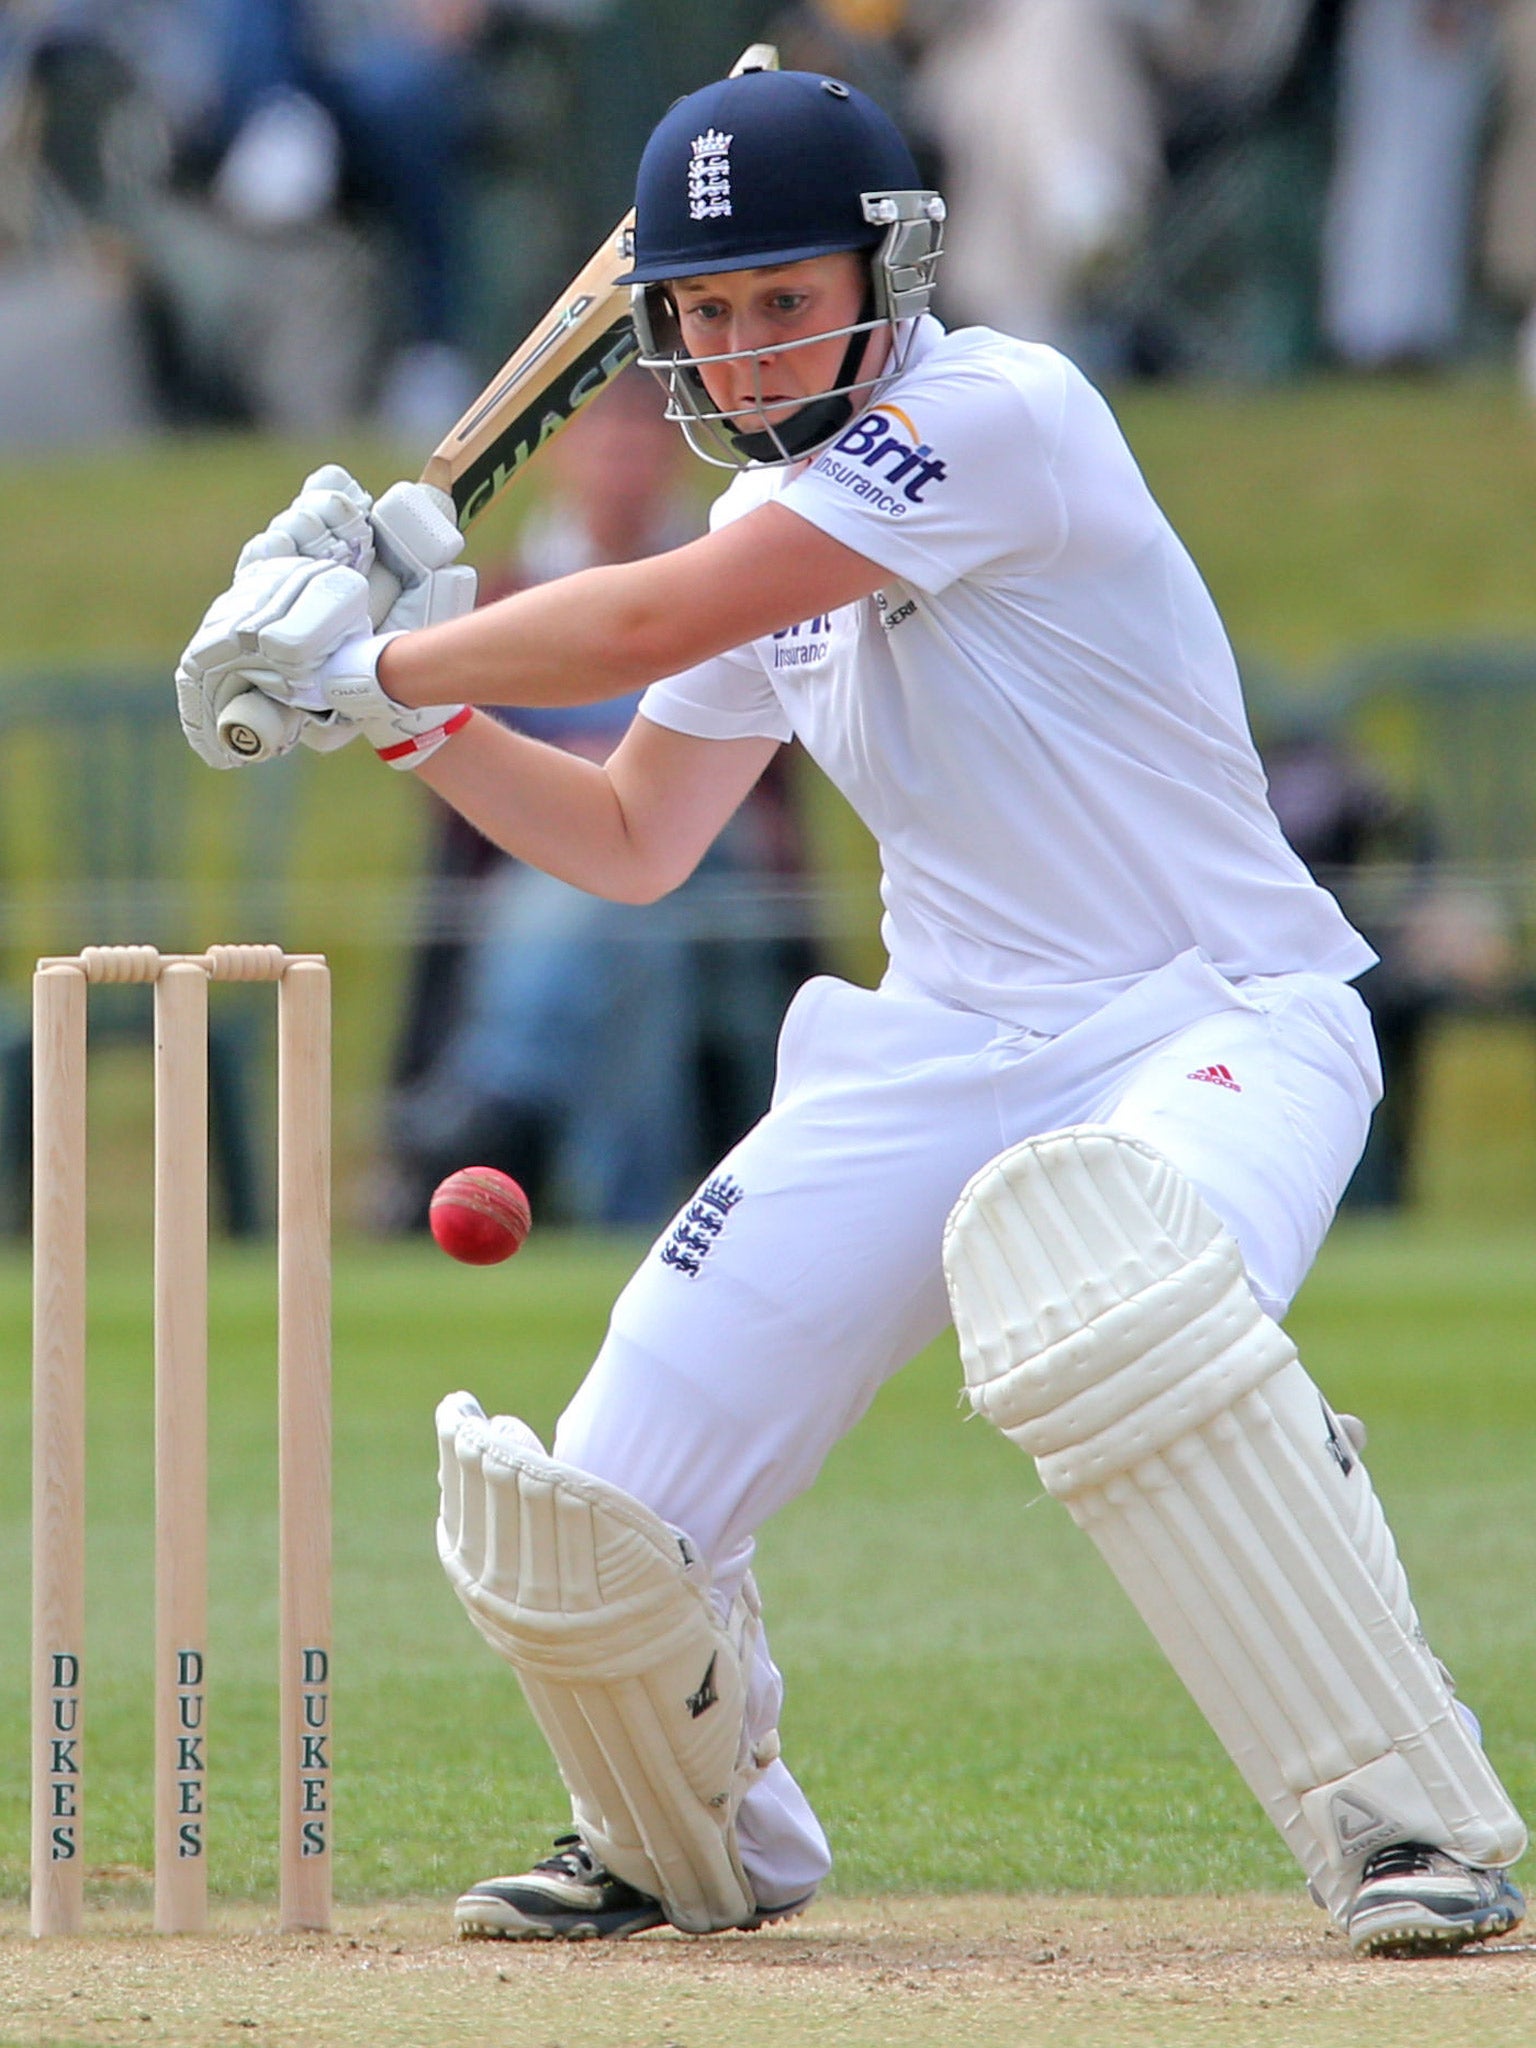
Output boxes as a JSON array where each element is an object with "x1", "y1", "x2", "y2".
[
  {"x1": 534, "y1": 1833, "x2": 601, "y2": 1881},
  {"x1": 1362, "y1": 1841, "x2": 1442, "y2": 1882}
]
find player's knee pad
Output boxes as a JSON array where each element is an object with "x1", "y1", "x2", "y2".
[
  {"x1": 943, "y1": 1126, "x2": 1526, "y2": 1920},
  {"x1": 435, "y1": 1391, "x2": 772, "y2": 1933}
]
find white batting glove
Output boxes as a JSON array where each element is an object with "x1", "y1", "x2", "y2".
[
  {"x1": 367, "y1": 479, "x2": 476, "y2": 631},
  {"x1": 225, "y1": 479, "x2": 479, "y2": 770},
  {"x1": 343, "y1": 482, "x2": 477, "y2": 762},
  {"x1": 235, "y1": 464, "x2": 377, "y2": 578},
  {"x1": 175, "y1": 555, "x2": 373, "y2": 769},
  {"x1": 208, "y1": 476, "x2": 476, "y2": 764},
  {"x1": 302, "y1": 631, "x2": 474, "y2": 768},
  {"x1": 233, "y1": 466, "x2": 474, "y2": 626},
  {"x1": 217, "y1": 574, "x2": 476, "y2": 770}
]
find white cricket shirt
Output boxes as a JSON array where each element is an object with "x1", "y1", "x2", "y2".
[{"x1": 639, "y1": 318, "x2": 1374, "y2": 1033}]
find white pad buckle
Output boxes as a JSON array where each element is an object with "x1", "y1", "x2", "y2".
[
  {"x1": 943, "y1": 1127, "x2": 1526, "y2": 1921},
  {"x1": 435, "y1": 1394, "x2": 766, "y2": 1933}
]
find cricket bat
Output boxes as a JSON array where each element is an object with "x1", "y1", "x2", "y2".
[{"x1": 217, "y1": 41, "x2": 779, "y2": 761}]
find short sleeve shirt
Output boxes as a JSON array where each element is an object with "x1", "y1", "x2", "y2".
[{"x1": 639, "y1": 319, "x2": 1374, "y2": 1032}]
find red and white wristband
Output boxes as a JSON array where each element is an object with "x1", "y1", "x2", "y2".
[
  {"x1": 316, "y1": 630, "x2": 475, "y2": 770},
  {"x1": 375, "y1": 703, "x2": 474, "y2": 768}
]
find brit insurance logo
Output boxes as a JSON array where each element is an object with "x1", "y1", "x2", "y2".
[
  {"x1": 813, "y1": 404, "x2": 948, "y2": 518},
  {"x1": 773, "y1": 613, "x2": 831, "y2": 668}
]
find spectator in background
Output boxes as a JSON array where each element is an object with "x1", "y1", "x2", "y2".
[
  {"x1": 1484, "y1": 0, "x2": 1536, "y2": 396},
  {"x1": 915, "y1": 0, "x2": 1312, "y2": 362},
  {"x1": 1321, "y1": 0, "x2": 1497, "y2": 369},
  {"x1": 1263, "y1": 714, "x2": 1432, "y2": 1206},
  {"x1": 0, "y1": 0, "x2": 492, "y2": 438},
  {"x1": 385, "y1": 371, "x2": 812, "y2": 1229},
  {"x1": 1261, "y1": 710, "x2": 1517, "y2": 1207},
  {"x1": 761, "y1": 0, "x2": 929, "y2": 151},
  {"x1": 916, "y1": 0, "x2": 1164, "y2": 347},
  {"x1": 199, "y1": 0, "x2": 487, "y2": 439}
]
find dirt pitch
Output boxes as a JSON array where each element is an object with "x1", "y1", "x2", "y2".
[{"x1": 3, "y1": 1896, "x2": 1533, "y2": 2048}]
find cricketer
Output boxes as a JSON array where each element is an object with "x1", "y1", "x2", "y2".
[{"x1": 175, "y1": 67, "x2": 1526, "y2": 1957}]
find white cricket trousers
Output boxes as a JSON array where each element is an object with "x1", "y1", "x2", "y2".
[{"x1": 553, "y1": 949, "x2": 1382, "y2": 1910}]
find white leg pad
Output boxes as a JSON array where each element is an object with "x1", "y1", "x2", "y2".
[
  {"x1": 434, "y1": 1392, "x2": 768, "y2": 1933},
  {"x1": 943, "y1": 1127, "x2": 1526, "y2": 1921}
]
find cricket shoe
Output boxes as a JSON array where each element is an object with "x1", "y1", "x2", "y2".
[
  {"x1": 1346, "y1": 1842, "x2": 1525, "y2": 1957},
  {"x1": 454, "y1": 1834, "x2": 814, "y2": 1941}
]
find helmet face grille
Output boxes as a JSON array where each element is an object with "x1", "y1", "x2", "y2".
[
  {"x1": 631, "y1": 189, "x2": 943, "y2": 472},
  {"x1": 622, "y1": 70, "x2": 924, "y2": 284}
]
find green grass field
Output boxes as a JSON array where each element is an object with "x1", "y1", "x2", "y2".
[{"x1": 1, "y1": 1218, "x2": 1531, "y2": 1917}]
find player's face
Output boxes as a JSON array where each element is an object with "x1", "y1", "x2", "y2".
[{"x1": 670, "y1": 254, "x2": 872, "y2": 431}]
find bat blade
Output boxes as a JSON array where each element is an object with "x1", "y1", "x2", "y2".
[
  {"x1": 420, "y1": 226, "x2": 640, "y2": 529},
  {"x1": 420, "y1": 38, "x2": 780, "y2": 532}
]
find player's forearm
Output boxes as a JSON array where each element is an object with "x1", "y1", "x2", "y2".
[
  {"x1": 416, "y1": 714, "x2": 675, "y2": 904},
  {"x1": 378, "y1": 557, "x2": 708, "y2": 712},
  {"x1": 376, "y1": 504, "x2": 887, "y2": 713}
]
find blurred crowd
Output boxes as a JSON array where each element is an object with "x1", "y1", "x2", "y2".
[
  {"x1": 7, "y1": 0, "x2": 1536, "y2": 451},
  {"x1": 923, "y1": 0, "x2": 1536, "y2": 380}
]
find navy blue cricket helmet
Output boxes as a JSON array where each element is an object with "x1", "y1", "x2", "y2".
[
  {"x1": 621, "y1": 68, "x2": 945, "y2": 466},
  {"x1": 621, "y1": 70, "x2": 922, "y2": 283}
]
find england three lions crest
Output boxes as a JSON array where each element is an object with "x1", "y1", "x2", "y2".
[
  {"x1": 688, "y1": 128, "x2": 733, "y2": 221},
  {"x1": 660, "y1": 1174, "x2": 744, "y2": 1277}
]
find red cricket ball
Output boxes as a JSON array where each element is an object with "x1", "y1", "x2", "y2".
[{"x1": 428, "y1": 1166, "x2": 532, "y2": 1265}]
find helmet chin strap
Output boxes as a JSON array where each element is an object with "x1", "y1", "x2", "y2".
[{"x1": 725, "y1": 284, "x2": 877, "y2": 463}]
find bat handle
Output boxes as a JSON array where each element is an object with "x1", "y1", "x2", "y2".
[
  {"x1": 214, "y1": 560, "x2": 404, "y2": 763},
  {"x1": 216, "y1": 689, "x2": 304, "y2": 762}
]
